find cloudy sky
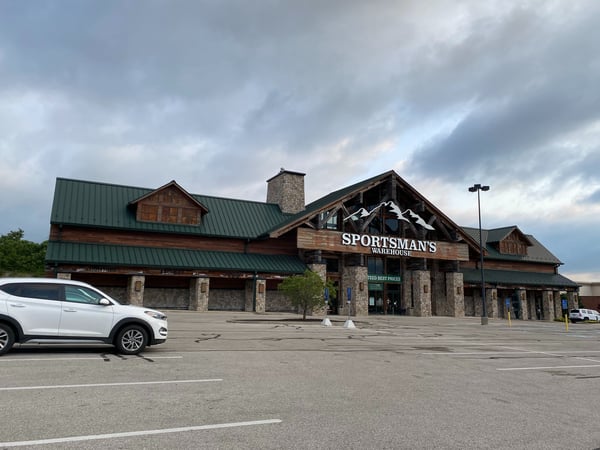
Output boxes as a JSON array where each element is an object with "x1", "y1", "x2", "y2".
[{"x1": 1, "y1": 1, "x2": 599, "y2": 281}]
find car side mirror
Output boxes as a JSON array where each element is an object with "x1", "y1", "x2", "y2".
[{"x1": 99, "y1": 298, "x2": 111, "y2": 306}]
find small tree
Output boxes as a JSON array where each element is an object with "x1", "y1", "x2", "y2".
[{"x1": 278, "y1": 269, "x2": 337, "y2": 320}]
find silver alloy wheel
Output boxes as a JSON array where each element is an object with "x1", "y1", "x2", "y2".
[
  {"x1": 121, "y1": 328, "x2": 145, "y2": 352},
  {"x1": 0, "y1": 325, "x2": 14, "y2": 355},
  {"x1": 0, "y1": 329, "x2": 7, "y2": 350}
]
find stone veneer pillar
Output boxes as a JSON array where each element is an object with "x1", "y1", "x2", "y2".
[
  {"x1": 307, "y1": 263, "x2": 327, "y2": 316},
  {"x1": 245, "y1": 279, "x2": 266, "y2": 313},
  {"x1": 554, "y1": 292, "x2": 565, "y2": 320},
  {"x1": 445, "y1": 272, "x2": 465, "y2": 318},
  {"x1": 516, "y1": 289, "x2": 528, "y2": 320},
  {"x1": 567, "y1": 291, "x2": 578, "y2": 311},
  {"x1": 189, "y1": 277, "x2": 209, "y2": 311},
  {"x1": 127, "y1": 275, "x2": 145, "y2": 306},
  {"x1": 486, "y1": 288, "x2": 498, "y2": 319},
  {"x1": 341, "y1": 265, "x2": 368, "y2": 316},
  {"x1": 542, "y1": 290, "x2": 555, "y2": 321},
  {"x1": 56, "y1": 273, "x2": 71, "y2": 280},
  {"x1": 412, "y1": 270, "x2": 432, "y2": 317}
]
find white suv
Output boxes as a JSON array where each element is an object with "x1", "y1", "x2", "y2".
[
  {"x1": 0, "y1": 278, "x2": 168, "y2": 355},
  {"x1": 568, "y1": 309, "x2": 600, "y2": 323}
]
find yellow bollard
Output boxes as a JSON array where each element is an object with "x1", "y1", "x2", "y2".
[
  {"x1": 507, "y1": 311, "x2": 511, "y2": 328},
  {"x1": 565, "y1": 314, "x2": 568, "y2": 332}
]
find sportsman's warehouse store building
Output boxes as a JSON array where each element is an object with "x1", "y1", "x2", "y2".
[{"x1": 45, "y1": 169, "x2": 579, "y2": 320}]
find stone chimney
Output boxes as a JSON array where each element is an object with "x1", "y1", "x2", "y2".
[{"x1": 266, "y1": 168, "x2": 306, "y2": 214}]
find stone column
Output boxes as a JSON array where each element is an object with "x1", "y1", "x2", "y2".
[
  {"x1": 445, "y1": 272, "x2": 465, "y2": 318},
  {"x1": 127, "y1": 275, "x2": 145, "y2": 306},
  {"x1": 307, "y1": 263, "x2": 327, "y2": 316},
  {"x1": 412, "y1": 270, "x2": 432, "y2": 317},
  {"x1": 567, "y1": 291, "x2": 578, "y2": 311},
  {"x1": 341, "y1": 265, "x2": 368, "y2": 316},
  {"x1": 516, "y1": 289, "x2": 528, "y2": 320},
  {"x1": 542, "y1": 290, "x2": 555, "y2": 321},
  {"x1": 245, "y1": 278, "x2": 266, "y2": 313},
  {"x1": 554, "y1": 292, "x2": 564, "y2": 320},
  {"x1": 56, "y1": 273, "x2": 71, "y2": 280},
  {"x1": 487, "y1": 288, "x2": 498, "y2": 319},
  {"x1": 189, "y1": 277, "x2": 209, "y2": 311}
]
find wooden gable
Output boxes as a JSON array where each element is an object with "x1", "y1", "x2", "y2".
[
  {"x1": 129, "y1": 181, "x2": 208, "y2": 226},
  {"x1": 270, "y1": 170, "x2": 481, "y2": 252},
  {"x1": 488, "y1": 227, "x2": 533, "y2": 256},
  {"x1": 495, "y1": 229, "x2": 532, "y2": 256}
]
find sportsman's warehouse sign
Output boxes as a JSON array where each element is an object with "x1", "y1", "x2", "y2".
[
  {"x1": 341, "y1": 232, "x2": 436, "y2": 256},
  {"x1": 297, "y1": 229, "x2": 469, "y2": 261}
]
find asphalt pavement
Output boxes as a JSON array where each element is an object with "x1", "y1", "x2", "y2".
[{"x1": 2, "y1": 311, "x2": 600, "y2": 449}]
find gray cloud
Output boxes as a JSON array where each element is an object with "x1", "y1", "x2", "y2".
[
  {"x1": 406, "y1": 1, "x2": 600, "y2": 184},
  {"x1": 0, "y1": 1, "x2": 599, "y2": 278}
]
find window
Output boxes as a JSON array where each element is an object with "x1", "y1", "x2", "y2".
[
  {"x1": 1, "y1": 283, "x2": 60, "y2": 301},
  {"x1": 325, "y1": 258, "x2": 339, "y2": 273},
  {"x1": 368, "y1": 257, "x2": 385, "y2": 275},
  {"x1": 64, "y1": 285, "x2": 105, "y2": 305},
  {"x1": 319, "y1": 211, "x2": 339, "y2": 230}
]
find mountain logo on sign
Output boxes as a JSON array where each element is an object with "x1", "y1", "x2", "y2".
[{"x1": 343, "y1": 201, "x2": 435, "y2": 231}]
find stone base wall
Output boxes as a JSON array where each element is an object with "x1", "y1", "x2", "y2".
[
  {"x1": 208, "y1": 289, "x2": 245, "y2": 311},
  {"x1": 464, "y1": 294, "x2": 476, "y2": 317},
  {"x1": 265, "y1": 290, "x2": 296, "y2": 312},
  {"x1": 143, "y1": 288, "x2": 189, "y2": 309},
  {"x1": 103, "y1": 287, "x2": 128, "y2": 304}
]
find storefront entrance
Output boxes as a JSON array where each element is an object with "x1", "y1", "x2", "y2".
[{"x1": 367, "y1": 256, "x2": 403, "y2": 315}]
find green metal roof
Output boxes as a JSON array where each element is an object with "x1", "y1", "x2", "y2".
[
  {"x1": 46, "y1": 241, "x2": 306, "y2": 274},
  {"x1": 461, "y1": 268, "x2": 578, "y2": 289},
  {"x1": 461, "y1": 226, "x2": 562, "y2": 265},
  {"x1": 51, "y1": 178, "x2": 289, "y2": 239}
]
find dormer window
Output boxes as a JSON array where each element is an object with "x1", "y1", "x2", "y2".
[
  {"x1": 129, "y1": 181, "x2": 208, "y2": 226},
  {"x1": 495, "y1": 228, "x2": 532, "y2": 256}
]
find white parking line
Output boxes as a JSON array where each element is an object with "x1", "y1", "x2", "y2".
[
  {"x1": 498, "y1": 364, "x2": 600, "y2": 371},
  {"x1": 0, "y1": 356, "x2": 183, "y2": 362},
  {"x1": 0, "y1": 419, "x2": 282, "y2": 447},
  {"x1": 0, "y1": 379, "x2": 222, "y2": 391},
  {"x1": 422, "y1": 350, "x2": 600, "y2": 356},
  {"x1": 500, "y1": 346, "x2": 600, "y2": 364}
]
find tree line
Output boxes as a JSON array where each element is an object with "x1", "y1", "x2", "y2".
[{"x1": 0, "y1": 229, "x2": 47, "y2": 276}]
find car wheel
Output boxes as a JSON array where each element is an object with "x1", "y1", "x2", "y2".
[
  {"x1": 115, "y1": 325, "x2": 148, "y2": 355},
  {"x1": 0, "y1": 324, "x2": 15, "y2": 356}
]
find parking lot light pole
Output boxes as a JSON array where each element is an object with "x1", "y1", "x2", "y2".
[{"x1": 468, "y1": 184, "x2": 490, "y2": 325}]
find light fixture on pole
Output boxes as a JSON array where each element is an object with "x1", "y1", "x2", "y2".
[{"x1": 468, "y1": 183, "x2": 490, "y2": 325}]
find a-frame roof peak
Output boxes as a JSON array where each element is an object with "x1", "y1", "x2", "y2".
[
  {"x1": 268, "y1": 169, "x2": 481, "y2": 250},
  {"x1": 129, "y1": 180, "x2": 208, "y2": 213}
]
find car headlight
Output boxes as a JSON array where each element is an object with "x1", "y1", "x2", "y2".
[{"x1": 145, "y1": 310, "x2": 167, "y2": 320}]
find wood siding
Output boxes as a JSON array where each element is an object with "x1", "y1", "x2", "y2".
[{"x1": 50, "y1": 225, "x2": 298, "y2": 256}]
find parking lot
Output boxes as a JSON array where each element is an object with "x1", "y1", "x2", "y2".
[{"x1": 2, "y1": 312, "x2": 600, "y2": 449}]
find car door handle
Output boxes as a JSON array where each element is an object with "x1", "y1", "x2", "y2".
[
  {"x1": 9, "y1": 303, "x2": 26, "y2": 308},
  {"x1": 63, "y1": 308, "x2": 77, "y2": 312}
]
